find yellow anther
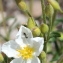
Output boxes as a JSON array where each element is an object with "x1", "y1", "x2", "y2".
[{"x1": 17, "y1": 46, "x2": 34, "y2": 59}]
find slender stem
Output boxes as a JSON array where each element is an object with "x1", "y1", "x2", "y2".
[
  {"x1": 54, "y1": 41, "x2": 60, "y2": 55},
  {"x1": 49, "y1": 16, "x2": 52, "y2": 32},
  {"x1": 44, "y1": 40, "x2": 47, "y2": 53},
  {"x1": 46, "y1": 0, "x2": 59, "y2": 53},
  {"x1": 7, "y1": 57, "x2": 9, "y2": 63},
  {"x1": 51, "y1": 10, "x2": 57, "y2": 29},
  {"x1": 41, "y1": 0, "x2": 47, "y2": 53},
  {"x1": 0, "y1": 0, "x2": 7, "y2": 33},
  {"x1": 40, "y1": 0, "x2": 46, "y2": 23},
  {"x1": 47, "y1": 15, "x2": 52, "y2": 41},
  {"x1": 26, "y1": 10, "x2": 32, "y2": 17},
  {"x1": 29, "y1": 0, "x2": 33, "y2": 13},
  {"x1": 44, "y1": 17, "x2": 52, "y2": 53},
  {"x1": 51, "y1": 0, "x2": 58, "y2": 29}
]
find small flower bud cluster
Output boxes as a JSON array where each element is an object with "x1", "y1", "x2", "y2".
[
  {"x1": 27, "y1": 17, "x2": 49, "y2": 37},
  {"x1": 48, "y1": 0, "x2": 63, "y2": 13},
  {"x1": 27, "y1": 17, "x2": 41, "y2": 37}
]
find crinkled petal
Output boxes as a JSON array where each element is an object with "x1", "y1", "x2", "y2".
[
  {"x1": 2, "y1": 40, "x2": 20, "y2": 58},
  {"x1": 15, "y1": 37, "x2": 33, "y2": 47},
  {"x1": 16, "y1": 26, "x2": 33, "y2": 39},
  {"x1": 31, "y1": 37, "x2": 44, "y2": 56},
  {"x1": 15, "y1": 38, "x2": 26, "y2": 47},
  {"x1": 10, "y1": 40, "x2": 20, "y2": 50},
  {"x1": 26, "y1": 57, "x2": 40, "y2": 63}
]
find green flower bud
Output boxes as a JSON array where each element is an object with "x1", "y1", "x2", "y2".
[
  {"x1": 15, "y1": 0, "x2": 27, "y2": 11},
  {"x1": 0, "y1": 53, "x2": 4, "y2": 62},
  {"x1": 40, "y1": 51, "x2": 46, "y2": 59},
  {"x1": 27, "y1": 17, "x2": 36, "y2": 30},
  {"x1": 39, "y1": 51, "x2": 47, "y2": 63},
  {"x1": 32, "y1": 27, "x2": 41, "y2": 37},
  {"x1": 40, "y1": 23, "x2": 49, "y2": 34},
  {"x1": 48, "y1": 0, "x2": 63, "y2": 13},
  {"x1": 45, "y1": 4, "x2": 54, "y2": 17}
]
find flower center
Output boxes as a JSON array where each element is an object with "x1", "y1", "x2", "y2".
[{"x1": 17, "y1": 46, "x2": 34, "y2": 59}]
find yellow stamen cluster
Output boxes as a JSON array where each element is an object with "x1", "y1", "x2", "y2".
[{"x1": 17, "y1": 46, "x2": 34, "y2": 59}]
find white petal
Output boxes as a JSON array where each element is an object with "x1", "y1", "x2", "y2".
[
  {"x1": 10, "y1": 57, "x2": 40, "y2": 63},
  {"x1": 10, "y1": 58, "x2": 23, "y2": 63},
  {"x1": 26, "y1": 57, "x2": 40, "y2": 63},
  {"x1": 31, "y1": 37, "x2": 44, "y2": 56},
  {"x1": 15, "y1": 38, "x2": 26, "y2": 47},
  {"x1": 15, "y1": 37, "x2": 33, "y2": 47},
  {"x1": 16, "y1": 26, "x2": 33, "y2": 39},
  {"x1": 2, "y1": 40, "x2": 20, "y2": 58},
  {"x1": 10, "y1": 40, "x2": 20, "y2": 50},
  {"x1": 21, "y1": 38, "x2": 33, "y2": 47}
]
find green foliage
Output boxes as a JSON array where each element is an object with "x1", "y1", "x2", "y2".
[{"x1": 50, "y1": 31, "x2": 61, "y2": 38}]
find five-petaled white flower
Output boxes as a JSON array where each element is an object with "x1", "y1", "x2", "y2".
[{"x1": 2, "y1": 26, "x2": 44, "y2": 63}]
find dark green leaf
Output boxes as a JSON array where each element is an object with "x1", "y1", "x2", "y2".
[
  {"x1": 49, "y1": 37, "x2": 56, "y2": 42},
  {"x1": 54, "y1": 18, "x2": 63, "y2": 25},
  {"x1": 49, "y1": 31, "x2": 61, "y2": 38}
]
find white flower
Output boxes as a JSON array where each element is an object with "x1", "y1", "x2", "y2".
[
  {"x1": 2, "y1": 26, "x2": 44, "y2": 63},
  {"x1": 16, "y1": 26, "x2": 33, "y2": 39}
]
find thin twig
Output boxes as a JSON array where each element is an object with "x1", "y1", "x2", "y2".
[
  {"x1": 40, "y1": 0, "x2": 46, "y2": 23},
  {"x1": 0, "y1": 0, "x2": 7, "y2": 33}
]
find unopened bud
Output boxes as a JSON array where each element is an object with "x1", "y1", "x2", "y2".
[
  {"x1": 32, "y1": 27, "x2": 41, "y2": 37},
  {"x1": 15, "y1": 0, "x2": 27, "y2": 11},
  {"x1": 27, "y1": 17, "x2": 36, "y2": 30},
  {"x1": 40, "y1": 23, "x2": 49, "y2": 34},
  {"x1": 41, "y1": 51, "x2": 46, "y2": 59},
  {"x1": 48, "y1": 0, "x2": 63, "y2": 13},
  {"x1": 0, "y1": 53, "x2": 4, "y2": 62},
  {"x1": 45, "y1": 4, "x2": 54, "y2": 17}
]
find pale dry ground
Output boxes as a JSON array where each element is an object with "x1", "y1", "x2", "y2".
[{"x1": 0, "y1": 0, "x2": 63, "y2": 63}]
